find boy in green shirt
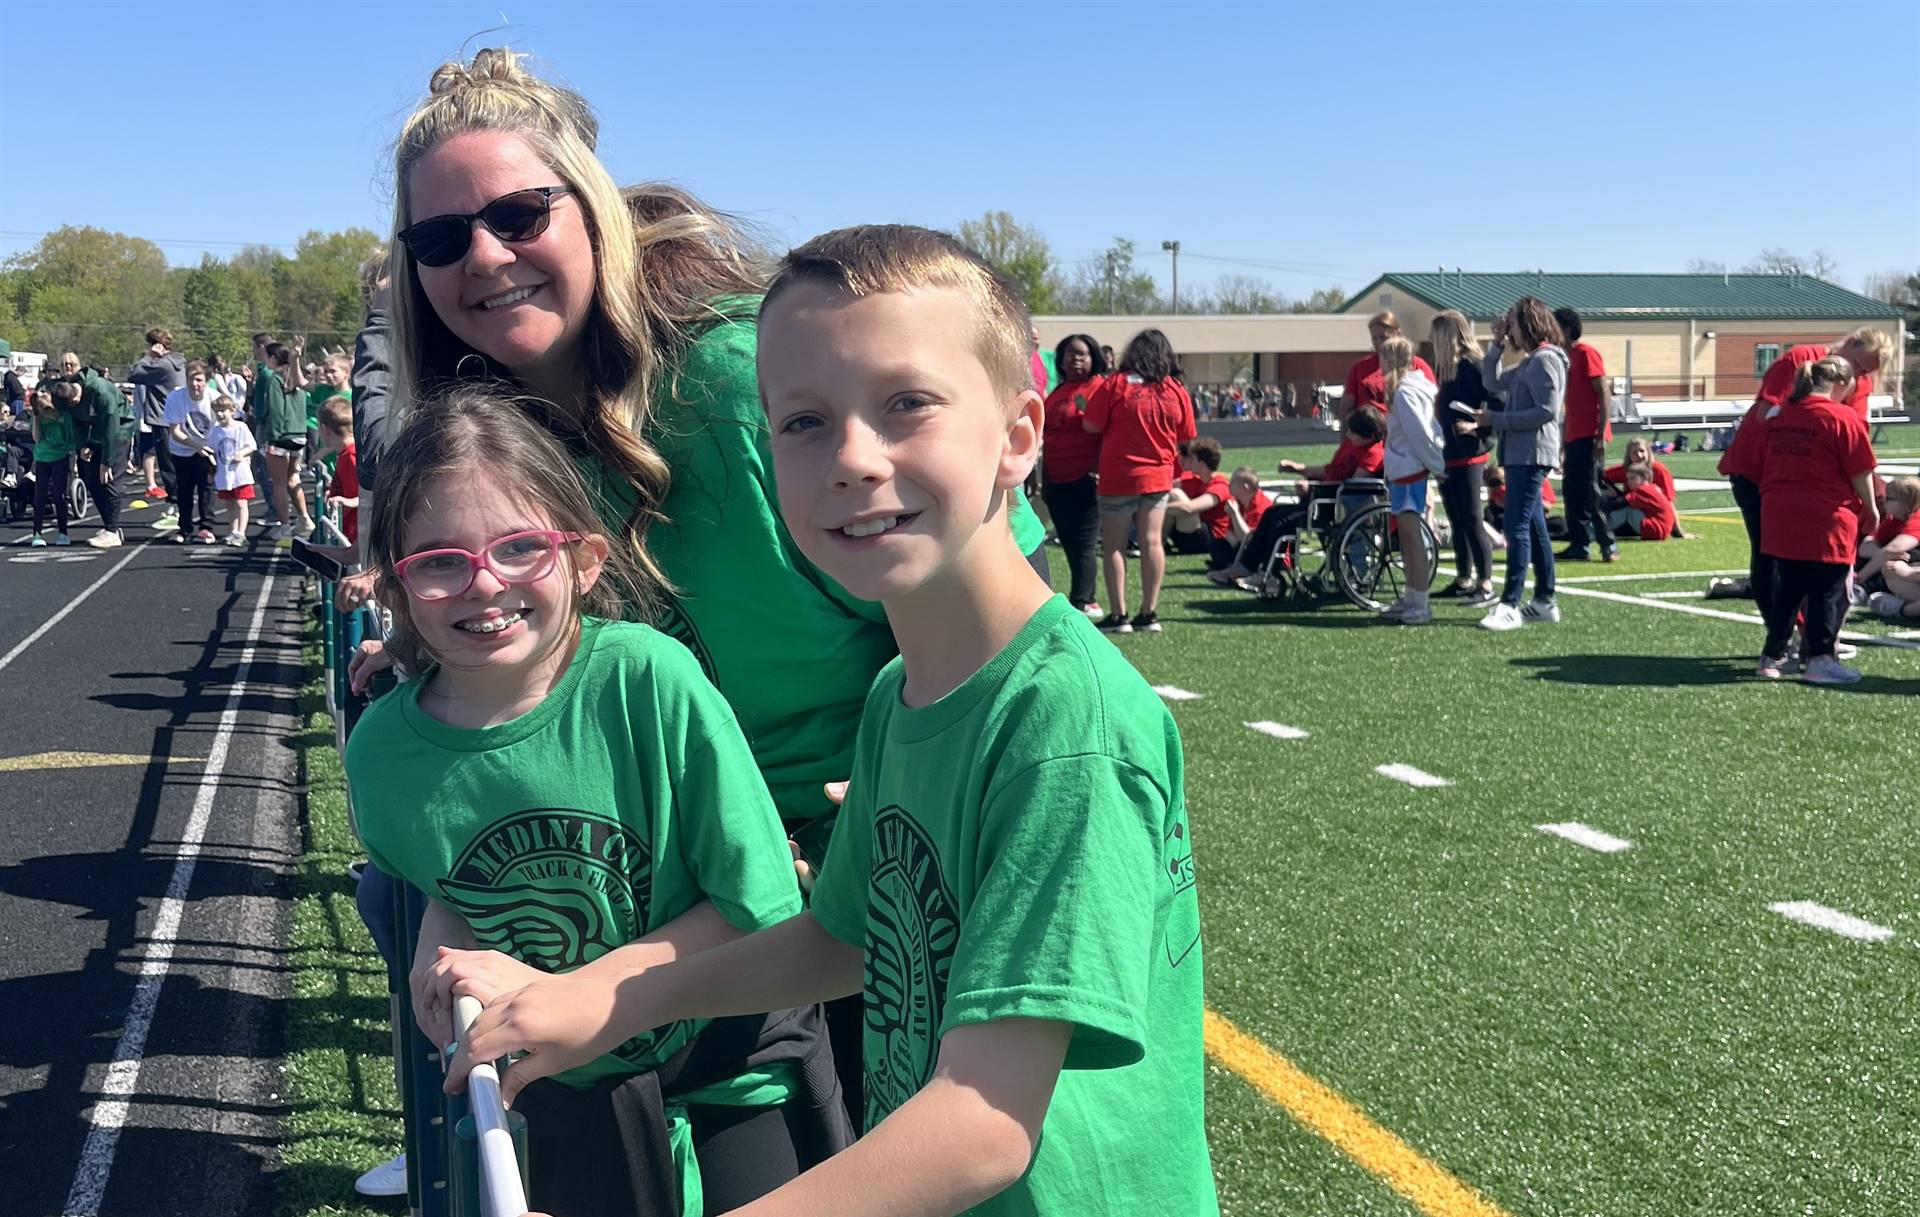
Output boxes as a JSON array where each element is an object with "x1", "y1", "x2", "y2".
[{"x1": 447, "y1": 226, "x2": 1217, "y2": 1216}]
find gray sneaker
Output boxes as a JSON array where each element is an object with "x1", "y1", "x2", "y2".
[{"x1": 1801, "y1": 655, "x2": 1861, "y2": 685}]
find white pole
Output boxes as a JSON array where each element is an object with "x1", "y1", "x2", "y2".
[{"x1": 456, "y1": 995, "x2": 530, "y2": 1217}]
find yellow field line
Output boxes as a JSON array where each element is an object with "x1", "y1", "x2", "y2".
[
  {"x1": 0, "y1": 751, "x2": 203, "y2": 773},
  {"x1": 1204, "y1": 1008, "x2": 1512, "y2": 1217},
  {"x1": 1676, "y1": 513, "x2": 1741, "y2": 526}
]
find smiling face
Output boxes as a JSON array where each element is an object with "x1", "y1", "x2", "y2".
[
  {"x1": 760, "y1": 283, "x2": 1040, "y2": 605},
  {"x1": 405, "y1": 131, "x2": 597, "y2": 382},
  {"x1": 395, "y1": 473, "x2": 605, "y2": 690}
]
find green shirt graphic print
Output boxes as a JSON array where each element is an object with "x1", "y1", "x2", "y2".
[
  {"x1": 810, "y1": 596, "x2": 1218, "y2": 1216},
  {"x1": 346, "y1": 618, "x2": 802, "y2": 1089}
]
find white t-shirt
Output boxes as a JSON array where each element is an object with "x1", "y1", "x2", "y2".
[
  {"x1": 161, "y1": 386, "x2": 217, "y2": 458},
  {"x1": 208, "y1": 421, "x2": 256, "y2": 491}
]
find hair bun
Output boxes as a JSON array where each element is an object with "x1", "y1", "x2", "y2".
[{"x1": 421, "y1": 48, "x2": 598, "y2": 148}]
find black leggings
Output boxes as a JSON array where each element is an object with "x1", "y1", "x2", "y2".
[
  {"x1": 1763, "y1": 558, "x2": 1849, "y2": 660},
  {"x1": 686, "y1": 1101, "x2": 807, "y2": 1212},
  {"x1": 1440, "y1": 463, "x2": 1491, "y2": 583},
  {"x1": 1041, "y1": 475, "x2": 1099, "y2": 607},
  {"x1": 1730, "y1": 475, "x2": 1771, "y2": 616},
  {"x1": 33, "y1": 456, "x2": 70, "y2": 533}
]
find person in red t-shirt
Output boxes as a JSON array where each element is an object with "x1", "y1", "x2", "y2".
[
  {"x1": 316, "y1": 398, "x2": 360, "y2": 543},
  {"x1": 1084, "y1": 328, "x2": 1196, "y2": 633},
  {"x1": 1602, "y1": 437, "x2": 1686, "y2": 539},
  {"x1": 1718, "y1": 327, "x2": 1892, "y2": 603},
  {"x1": 1621, "y1": 466, "x2": 1675, "y2": 541},
  {"x1": 1755, "y1": 357, "x2": 1879, "y2": 682},
  {"x1": 1861, "y1": 476, "x2": 1920, "y2": 620},
  {"x1": 1039, "y1": 333, "x2": 1110, "y2": 618},
  {"x1": 1341, "y1": 310, "x2": 1436, "y2": 420},
  {"x1": 1223, "y1": 467, "x2": 1272, "y2": 549},
  {"x1": 1552, "y1": 308, "x2": 1617, "y2": 562},
  {"x1": 1166, "y1": 435, "x2": 1233, "y2": 565},
  {"x1": 1210, "y1": 409, "x2": 1385, "y2": 587}
]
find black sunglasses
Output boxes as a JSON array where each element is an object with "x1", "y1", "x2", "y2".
[{"x1": 398, "y1": 186, "x2": 574, "y2": 268}]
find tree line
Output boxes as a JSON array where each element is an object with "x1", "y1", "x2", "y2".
[{"x1": 0, "y1": 226, "x2": 383, "y2": 370}]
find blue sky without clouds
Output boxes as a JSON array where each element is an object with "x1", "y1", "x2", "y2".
[{"x1": 6, "y1": 0, "x2": 1916, "y2": 299}]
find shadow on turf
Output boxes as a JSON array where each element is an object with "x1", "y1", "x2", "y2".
[{"x1": 1511, "y1": 653, "x2": 1751, "y2": 686}]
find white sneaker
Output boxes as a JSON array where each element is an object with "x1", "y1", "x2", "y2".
[
  {"x1": 1801, "y1": 655, "x2": 1861, "y2": 685},
  {"x1": 1079, "y1": 602, "x2": 1105, "y2": 620},
  {"x1": 296, "y1": 516, "x2": 316, "y2": 535},
  {"x1": 86, "y1": 530, "x2": 123, "y2": 549},
  {"x1": 1833, "y1": 641, "x2": 1858, "y2": 661},
  {"x1": 224, "y1": 532, "x2": 245, "y2": 548},
  {"x1": 1521, "y1": 599, "x2": 1562, "y2": 623},
  {"x1": 354, "y1": 1152, "x2": 408, "y2": 1198},
  {"x1": 1479, "y1": 603, "x2": 1525, "y2": 631}
]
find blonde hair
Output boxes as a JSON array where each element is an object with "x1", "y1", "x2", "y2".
[
  {"x1": 761, "y1": 225, "x2": 1033, "y2": 398},
  {"x1": 1884, "y1": 475, "x2": 1920, "y2": 517},
  {"x1": 388, "y1": 47, "x2": 763, "y2": 583},
  {"x1": 1840, "y1": 326, "x2": 1895, "y2": 372},
  {"x1": 1428, "y1": 309, "x2": 1483, "y2": 386},
  {"x1": 1790, "y1": 356, "x2": 1854, "y2": 402},
  {"x1": 212, "y1": 394, "x2": 239, "y2": 415},
  {"x1": 1378, "y1": 335, "x2": 1414, "y2": 403},
  {"x1": 1624, "y1": 436, "x2": 1653, "y2": 463},
  {"x1": 318, "y1": 397, "x2": 353, "y2": 433}
]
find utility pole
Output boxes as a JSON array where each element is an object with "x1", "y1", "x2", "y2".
[
  {"x1": 1105, "y1": 250, "x2": 1119, "y2": 313},
  {"x1": 1162, "y1": 240, "x2": 1181, "y2": 314}
]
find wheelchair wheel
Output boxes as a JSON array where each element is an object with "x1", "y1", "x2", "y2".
[
  {"x1": 1333, "y1": 503, "x2": 1437, "y2": 612},
  {"x1": 68, "y1": 473, "x2": 92, "y2": 524}
]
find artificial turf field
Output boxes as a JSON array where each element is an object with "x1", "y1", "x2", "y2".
[{"x1": 282, "y1": 428, "x2": 1919, "y2": 1217}]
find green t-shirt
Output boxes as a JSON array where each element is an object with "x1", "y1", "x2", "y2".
[
  {"x1": 583, "y1": 306, "x2": 1044, "y2": 820},
  {"x1": 810, "y1": 596, "x2": 1218, "y2": 1216},
  {"x1": 306, "y1": 382, "x2": 347, "y2": 429},
  {"x1": 249, "y1": 367, "x2": 300, "y2": 443},
  {"x1": 33, "y1": 409, "x2": 77, "y2": 462},
  {"x1": 77, "y1": 369, "x2": 134, "y2": 449},
  {"x1": 346, "y1": 617, "x2": 803, "y2": 1090}
]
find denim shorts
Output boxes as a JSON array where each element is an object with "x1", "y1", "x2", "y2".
[
  {"x1": 1099, "y1": 492, "x2": 1169, "y2": 517},
  {"x1": 1389, "y1": 478, "x2": 1429, "y2": 515}
]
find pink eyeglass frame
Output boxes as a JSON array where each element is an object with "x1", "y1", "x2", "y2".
[{"x1": 392, "y1": 529, "x2": 585, "y2": 600}]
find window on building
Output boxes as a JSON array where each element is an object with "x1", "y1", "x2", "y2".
[{"x1": 1754, "y1": 344, "x2": 1781, "y2": 377}]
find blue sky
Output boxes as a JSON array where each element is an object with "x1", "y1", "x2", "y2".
[{"x1": 6, "y1": 0, "x2": 1916, "y2": 299}]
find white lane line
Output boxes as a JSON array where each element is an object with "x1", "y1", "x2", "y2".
[
  {"x1": 1643, "y1": 590, "x2": 1705, "y2": 599},
  {"x1": 0, "y1": 544, "x2": 145, "y2": 673},
  {"x1": 1555, "y1": 569, "x2": 1743, "y2": 584},
  {"x1": 1537, "y1": 822, "x2": 1634, "y2": 853},
  {"x1": 61, "y1": 563, "x2": 280, "y2": 1217},
  {"x1": 1153, "y1": 685, "x2": 1204, "y2": 701},
  {"x1": 1555, "y1": 586, "x2": 1920, "y2": 651},
  {"x1": 1768, "y1": 901, "x2": 1894, "y2": 943},
  {"x1": 1244, "y1": 720, "x2": 1309, "y2": 740},
  {"x1": 1375, "y1": 763, "x2": 1450, "y2": 788}
]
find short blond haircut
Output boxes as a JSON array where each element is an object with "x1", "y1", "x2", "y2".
[
  {"x1": 761, "y1": 224, "x2": 1033, "y2": 399},
  {"x1": 1885, "y1": 475, "x2": 1920, "y2": 516},
  {"x1": 1841, "y1": 327, "x2": 1895, "y2": 372},
  {"x1": 318, "y1": 397, "x2": 354, "y2": 434}
]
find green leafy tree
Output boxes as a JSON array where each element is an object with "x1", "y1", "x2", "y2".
[
  {"x1": 1290, "y1": 286, "x2": 1350, "y2": 313},
  {"x1": 1059, "y1": 237, "x2": 1161, "y2": 315},
  {"x1": 5, "y1": 227, "x2": 180, "y2": 367},
  {"x1": 181, "y1": 257, "x2": 251, "y2": 363},
  {"x1": 954, "y1": 211, "x2": 1063, "y2": 315},
  {"x1": 280, "y1": 228, "x2": 382, "y2": 343}
]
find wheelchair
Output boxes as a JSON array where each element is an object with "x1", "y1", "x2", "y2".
[{"x1": 1248, "y1": 477, "x2": 1438, "y2": 612}]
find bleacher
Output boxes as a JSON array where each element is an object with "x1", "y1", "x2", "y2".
[{"x1": 1627, "y1": 393, "x2": 1908, "y2": 444}]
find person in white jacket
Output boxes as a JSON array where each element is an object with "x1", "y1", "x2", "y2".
[{"x1": 1379, "y1": 335, "x2": 1444, "y2": 623}]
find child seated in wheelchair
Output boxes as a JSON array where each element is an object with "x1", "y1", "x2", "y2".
[{"x1": 1208, "y1": 407, "x2": 1384, "y2": 587}]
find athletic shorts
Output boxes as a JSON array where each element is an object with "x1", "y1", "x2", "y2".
[
  {"x1": 217, "y1": 486, "x2": 256, "y2": 501},
  {"x1": 1099, "y1": 492, "x2": 1169, "y2": 517},
  {"x1": 1389, "y1": 479, "x2": 1429, "y2": 515},
  {"x1": 267, "y1": 437, "x2": 306, "y2": 459},
  {"x1": 135, "y1": 429, "x2": 164, "y2": 458}
]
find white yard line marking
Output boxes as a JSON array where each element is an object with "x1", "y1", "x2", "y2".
[
  {"x1": 61, "y1": 563, "x2": 280, "y2": 1217},
  {"x1": 0, "y1": 544, "x2": 145, "y2": 674},
  {"x1": 1537, "y1": 822, "x2": 1634, "y2": 853},
  {"x1": 1768, "y1": 901, "x2": 1893, "y2": 943},
  {"x1": 1153, "y1": 685, "x2": 1204, "y2": 701},
  {"x1": 1555, "y1": 569, "x2": 1743, "y2": 584},
  {"x1": 1244, "y1": 720, "x2": 1309, "y2": 740},
  {"x1": 1555, "y1": 585, "x2": 1920, "y2": 651},
  {"x1": 1375, "y1": 763, "x2": 1450, "y2": 788},
  {"x1": 1643, "y1": 590, "x2": 1705, "y2": 599}
]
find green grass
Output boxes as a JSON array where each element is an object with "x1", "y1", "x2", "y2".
[
  {"x1": 1072, "y1": 504, "x2": 1920, "y2": 1214},
  {"x1": 279, "y1": 487, "x2": 1920, "y2": 1216},
  {"x1": 279, "y1": 628, "x2": 400, "y2": 1217}
]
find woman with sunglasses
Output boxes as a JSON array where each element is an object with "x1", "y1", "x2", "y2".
[{"x1": 352, "y1": 45, "x2": 1014, "y2": 1203}]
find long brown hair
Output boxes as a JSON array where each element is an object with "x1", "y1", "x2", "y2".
[
  {"x1": 1508, "y1": 296, "x2": 1565, "y2": 350},
  {"x1": 366, "y1": 383, "x2": 650, "y2": 675},
  {"x1": 388, "y1": 48, "x2": 766, "y2": 585}
]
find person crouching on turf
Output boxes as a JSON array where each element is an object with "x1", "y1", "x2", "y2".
[
  {"x1": 1620, "y1": 464, "x2": 1675, "y2": 541},
  {"x1": 1603, "y1": 437, "x2": 1686, "y2": 539},
  {"x1": 1861, "y1": 475, "x2": 1920, "y2": 621},
  {"x1": 1755, "y1": 356, "x2": 1878, "y2": 684},
  {"x1": 1165, "y1": 435, "x2": 1240, "y2": 571},
  {"x1": 442, "y1": 224, "x2": 1219, "y2": 1217}
]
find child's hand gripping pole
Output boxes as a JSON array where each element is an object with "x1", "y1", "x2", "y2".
[{"x1": 454, "y1": 994, "x2": 531, "y2": 1217}]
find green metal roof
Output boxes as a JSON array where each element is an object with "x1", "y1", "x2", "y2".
[{"x1": 1343, "y1": 272, "x2": 1901, "y2": 322}]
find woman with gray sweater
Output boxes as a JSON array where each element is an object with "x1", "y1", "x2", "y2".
[{"x1": 1476, "y1": 296, "x2": 1567, "y2": 631}]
